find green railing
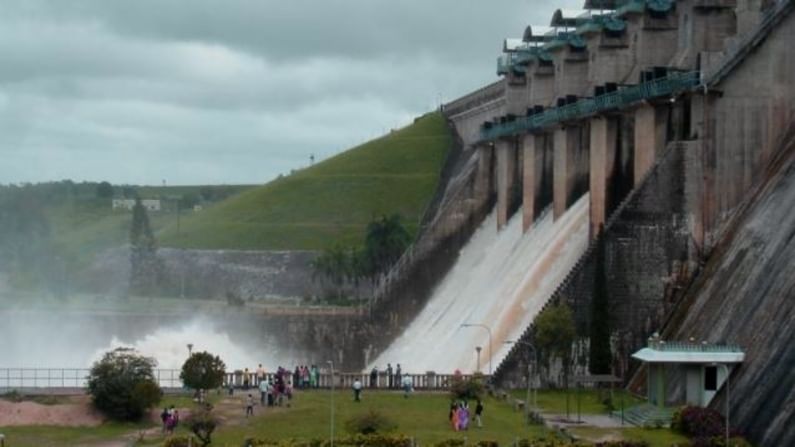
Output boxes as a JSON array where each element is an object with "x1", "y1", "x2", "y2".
[
  {"x1": 480, "y1": 71, "x2": 699, "y2": 141},
  {"x1": 615, "y1": 0, "x2": 648, "y2": 16},
  {"x1": 650, "y1": 341, "x2": 743, "y2": 353}
]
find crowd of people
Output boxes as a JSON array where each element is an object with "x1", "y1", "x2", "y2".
[
  {"x1": 230, "y1": 362, "x2": 489, "y2": 429},
  {"x1": 368, "y1": 363, "x2": 407, "y2": 388},
  {"x1": 159, "y1": 405, "x2": 180, "y2": 434},
  {"x1": 449, "y1": 400, "x2": 484, "y2": 431}
]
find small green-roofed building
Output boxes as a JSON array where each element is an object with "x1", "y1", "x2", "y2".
[{"x1": 632, "y1": 333, "x2": 745, "y2": 411}]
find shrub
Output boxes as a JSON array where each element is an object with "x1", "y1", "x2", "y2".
[
  {"x1": 344, "y1": 409, "x2": 397, "y2": 435},
  {"x1": 450, "y1": 372, "x2": 486, "y2": 401},
  {"x1": 162, "y1": 435, "x2": 195, "y2": 447},
  {"x1": 594, "y1": 442, "x2": 650, "y2": 447},
  {"x1": 686, "y1": 436, "x2": 753, "y2": 447},
  {"x1": 433, "y1": 440, "x2": 465, "y2": 447},
  {"x1": 188, "y1": 404, "x2": 219, "y2": 446},
  {"x1": 244, "y1": 434, "x2": 411, "y2": 447},
  {"x1": 87, "y1": 347, "x2": 162, "y2": 421},
  {"x1": 672, "y1": 406, "x2": 726, "y2": 438},
  {"x1": 476, "y1": 441, "x2": 499, "y2": 447}
]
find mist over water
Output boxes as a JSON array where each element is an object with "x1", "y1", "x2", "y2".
[
  {"x1": 371, "y1": 195, "x2": 590, "y2": 374},
  {"x1": 0, "y1": 313, "x2": 288, "y2": 372}
]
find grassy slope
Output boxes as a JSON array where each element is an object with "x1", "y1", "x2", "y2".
[{"x1": 158, "y1": 112, "x2": 452, "y2": 250}]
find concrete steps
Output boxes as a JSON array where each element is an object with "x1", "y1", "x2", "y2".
[{"x1": 612, "y1": 403, "x2": 676, "y2": 427}]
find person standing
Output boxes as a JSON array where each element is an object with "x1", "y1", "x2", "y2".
[
  {"x1": 160, "y1": 407, "x2": 169, "y2": 433},
  {"x1": 352, "y1": 378, "x2": 363, "y2": 402},
  {"x1": 401, "y1": 375, "x2": 413, "y2": 398},
  {"x1": 459, "y1": 403, "x2": 470, "y2": 430},
  {"x1": 310, "y1": 365, "x2": 319, "y2": 388},
  {"x1": 369, "y1": 366, "x2": 378, "y2": 388},
  {"x1": 256, "y1": 364, "x2": 265, "y2": 387},
  {"x1": 386, "y1": 364, "x2": 393, "y2": 389},
  {"x1": 259, "y1": 376, "x2": 269, "y2": 406},
  {"x1": 243, "y1": 368, "x2": 251, "y2": 390},
  {"x1": 246, "y1": 394, "x2": 255, "y2": 417},
  {"x1": 475, "y1": 400, "x2": 484, "y2": 428},
  {"x1": 395, "y1": 364, "x2": 402, "y2": 389},
  {"x1": 266, "y1": 380, "x2": 274, "y2": 407}
]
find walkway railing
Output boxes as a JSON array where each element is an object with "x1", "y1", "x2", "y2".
[
  {"x1": 480, "y1": 71, "x2": 699, "y2": 141},
  {"x1": 225, "y1": 372, "x2": 487, "y2": 390},
  {"x1": 0, "y1": 368, "x2": 183, "y2": 390},
  {"x1": 0, "y1": 368, "x2": 486, "y2": 392}
]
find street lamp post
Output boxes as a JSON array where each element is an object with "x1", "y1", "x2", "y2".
[
  {"x1": 475, "y1": 346, "x2": 482, "y2": 373},
  {"x1": 717, "y1": 364, "x2": 730, "y2": 447},
  {"x1": 327, "y1": 360, "x2": 335, "y2": 447},
  {"x1": 461, "y1": 323, "x2": 493, "y2": 376},
  {"x1": 187, "y1": 343, "x2": 193, "y2": 357},
  {"x1": 506, "y1": 339, "x2": 537, "y2": 424}
]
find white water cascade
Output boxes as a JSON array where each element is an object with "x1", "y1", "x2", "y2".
[
  {"x1": 371, "y1": 194, "x2": 590, "y2": 374},
  {"x1": 90, "y1": 319, "x2": 276, "y2": 370}
]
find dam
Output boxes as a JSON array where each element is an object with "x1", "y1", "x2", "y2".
[
  {"x1": 351, "y1": 1, "x2": 795, "y2": 444},
  {"x1": 1, "y1": 0, "x2": 793, "y2": 444}
]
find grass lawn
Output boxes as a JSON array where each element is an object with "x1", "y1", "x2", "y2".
[
  {"x1": 0, "y1": 390, "x2": 692, "y2": 447},
  {"x1": 509, "y1": 389, "x2": 645, "y2": 415},
  {"x1": 158, "y1": 112, "x2": 452, "y2": 251},
  {"x1": 204, "y1": 389, "x2": 544, "y2": 446},
  {"x1": 0, "y1": 422, "x2": 155, "y2": 447}
]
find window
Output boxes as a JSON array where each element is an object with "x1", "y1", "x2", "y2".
[{"x1": 704, "y1": 366, "x2": 718, "y2": 391}]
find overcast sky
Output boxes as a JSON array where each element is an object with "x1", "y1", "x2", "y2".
[{"x1": 0, "y1": 0, "x2": 580, "y2": 186}]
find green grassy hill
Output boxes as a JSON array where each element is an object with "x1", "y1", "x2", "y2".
[{"x1": 158, "y1": 112, "x2": 452, "y2": 250}]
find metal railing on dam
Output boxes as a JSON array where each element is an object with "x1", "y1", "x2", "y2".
[
  {"x1": 480, "y1": 71, "x2": 700, "y2": 141},
  {"x1": 0, "y1": 368, "x2": 183, "y2": 391},
  {"x1": 0, "y1": 368, "x2": 486, "y2": 392}
]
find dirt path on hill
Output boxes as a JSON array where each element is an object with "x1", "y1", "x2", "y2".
[{"x1": 0, "y1": 395, "x2": 104, "y2": 426}]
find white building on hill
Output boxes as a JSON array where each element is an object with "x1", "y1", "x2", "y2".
[{"x1": 112, "y1": 199, "x2": 161, "y2": 211}]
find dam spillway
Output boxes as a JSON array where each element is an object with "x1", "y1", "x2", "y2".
[{"x1": 371, "y1": 194, "x2": 589, "y2": 374}]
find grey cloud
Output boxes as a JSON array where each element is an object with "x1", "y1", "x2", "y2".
[{"x1": 0, "y1": 0, "x2": 581, "y2": 185}]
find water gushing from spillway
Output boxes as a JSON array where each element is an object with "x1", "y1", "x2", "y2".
[
  {"x1": 89, "y1": 319, "x2": 273, "y2": 370},
  {"x1": 371, "y1": 194, "x2": 590, "y2": 374}
]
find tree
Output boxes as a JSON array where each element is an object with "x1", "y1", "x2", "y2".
[
  {"x1": 535, "y1": 303, "x2": 576, "y2": 387},
  {"x1": 129, "y1": 197, "x2": 159, "y2": 294},
  {"x1": 188, "y1": 404, "x2": 219, "y2": 446},
  {"x1": 122, "y1": 186, "x2": 137, "y2": 199},
  {"x1": 180, "y1": 351, "x2": 226, "y2": 391},
  {"x1": 96, "y1": 181, "x2": 114, "y2": 199},
  {"x1": 363, "y1": 214, "x2": 411, "y2": 276},
  {"x1": 87, "y1": 347, "x2": 162, "y2": 420},
  {"x1": 589, "y1": 233, "x2": 612, "y2": 374}
]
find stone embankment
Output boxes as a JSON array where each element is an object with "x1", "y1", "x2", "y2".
[{"x1": 82, "y1": 247, "x2": 320, "y2": 301}]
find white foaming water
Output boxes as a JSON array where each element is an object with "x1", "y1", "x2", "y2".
[
  {"x1": 90, "y1": 319, "x2": 270, "y2": 370},
  {"x1": 371, "y1": 194, "x2": 590, "y2": 374}
]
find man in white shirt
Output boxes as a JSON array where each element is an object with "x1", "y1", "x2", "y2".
[{"x1": 352, "y1": 378, "x2": 363, "y2": 402}]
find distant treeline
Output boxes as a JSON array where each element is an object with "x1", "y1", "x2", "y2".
[{"x1": 0, "y1": 180, "x2": 255, "y2": 293}]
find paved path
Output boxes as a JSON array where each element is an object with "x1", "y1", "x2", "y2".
[{"x1": 543, "y1": 412, "x2": 627, "y2": 428}]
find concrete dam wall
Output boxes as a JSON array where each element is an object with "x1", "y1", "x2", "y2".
[{"x1": 663, "y1": 134, "x2": 795, "y2": 446}]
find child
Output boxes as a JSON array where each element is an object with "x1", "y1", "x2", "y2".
[{"x1": 246, "y1": 394, "x2": 255, "y2": 417}]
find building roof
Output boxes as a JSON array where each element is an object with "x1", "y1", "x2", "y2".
[
  {"x1": 632, "y1": 341, "x2": 745, "y2": 364},
  {"x1": 503, "y1": 38, "x2": 527, "y2": 52},
  {"x1": 522, "y1": 25, "x2": 555, "y2": 43},
  {"x1": 551, "y1": 9, "x2": 591, "y2": 27}
]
